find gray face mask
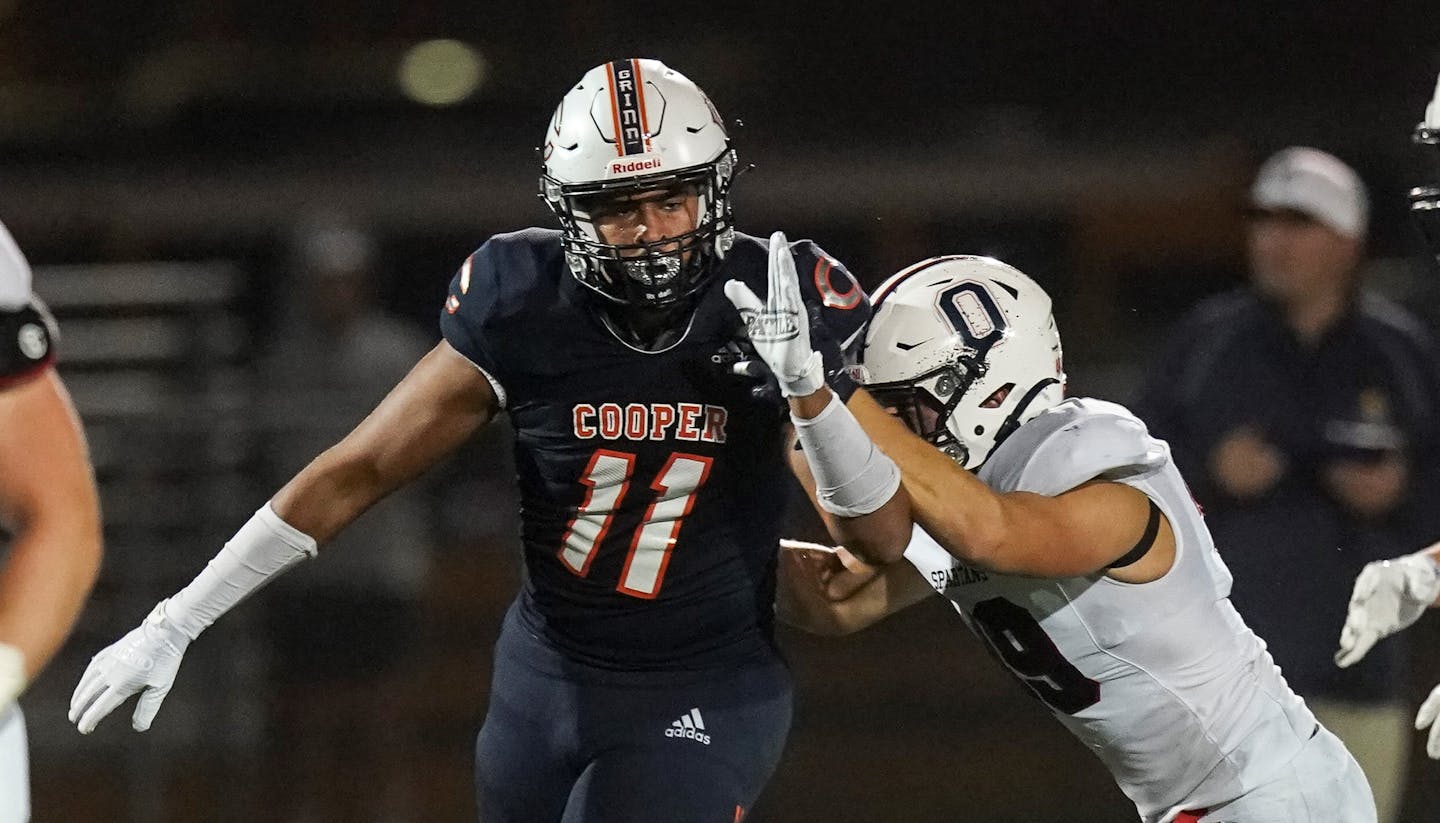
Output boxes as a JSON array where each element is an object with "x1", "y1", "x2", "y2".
[{"x1": 622, "y1": 253, "x2": 682, "y2": 290}]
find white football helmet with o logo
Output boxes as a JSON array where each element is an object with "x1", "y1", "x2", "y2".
[
  {"x1": 860, "y1": 256, "x2": 1065, "y2": 469},
  {"x1": 541, "y1": 59, "x2": 737, "y2": 311}
]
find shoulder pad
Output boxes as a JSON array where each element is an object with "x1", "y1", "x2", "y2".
[
  {"x1": 980, "y1": 398, "x2": 1167, "y2": 495},
  {"x1": 790, "y1": 239, "x2": 870, "y2": 344},
  {"x1": 790, "y1": 239, "x2": 870, "y2": 400},
  {"x1": 0, "y1": 221, "x2": 33, "y2": 311},
  {"x1": 439, "y1": 229, "x2": 563, "y2": 385}
]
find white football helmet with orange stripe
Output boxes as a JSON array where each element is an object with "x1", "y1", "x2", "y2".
[
  {"x1": 541, "y1": 59, "x2": 737, "y2": 311},
  {"x1": 860, "y1": 256, "x2": 1065, "y2": 469}
]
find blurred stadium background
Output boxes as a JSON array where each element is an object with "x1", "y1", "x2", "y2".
[{"x1": 6, "y1": 1, "x2": 1440, "y2": 820}]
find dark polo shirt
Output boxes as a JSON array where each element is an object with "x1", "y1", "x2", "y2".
[{"x1": 1135, "y1": 287, "x2": 1440, "y2": 701}]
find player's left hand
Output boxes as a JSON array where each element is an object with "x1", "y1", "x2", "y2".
[
  {"x1": 724, "y1": 231, "x2": 825, "y2": 398},
  {"x1": 1415, "y1": 682, "x2": 1440, "y2": 759},
  {"x1": 1335, "y1": 550, "x2": 1440, "y2": 668}
]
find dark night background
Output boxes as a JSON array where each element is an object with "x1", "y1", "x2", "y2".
[{"x1": 6, "y1": 2, "x2": 1440, "y2": 820}]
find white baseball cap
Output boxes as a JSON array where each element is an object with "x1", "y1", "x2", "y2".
[{"x1": 1250, "y1": 146, "x2": 1369, "y2": 240}]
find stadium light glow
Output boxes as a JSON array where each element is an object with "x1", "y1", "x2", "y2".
[{"x1": 398, "y1": 39, "x2": 487, "y2": 106}]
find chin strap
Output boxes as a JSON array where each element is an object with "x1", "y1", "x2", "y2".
[{"x1": 988, "y1": 377, "x2": 1060, "y2": 459}]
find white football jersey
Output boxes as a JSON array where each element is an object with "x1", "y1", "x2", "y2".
[
  {"x1": 0, "y1": 220, "x2": 32, "y2": 311},
  {"x1": 905, "y1": 398, "x2": 1320, "y2": 822}
]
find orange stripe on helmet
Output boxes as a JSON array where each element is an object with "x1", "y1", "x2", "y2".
[
  {"x1": 605, "y1": 62, "x2": 625, "y2": 157},
  {"x1": 632, "y1": 58, "x2": 652, "y2": 152}
]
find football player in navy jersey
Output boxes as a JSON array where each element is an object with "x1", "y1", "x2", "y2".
[{"x1": 69, "y1": 59, "x2": 910, "y2": 822}]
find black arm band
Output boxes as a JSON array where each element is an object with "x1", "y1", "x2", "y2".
[
  {"x1": 0, "y1": 298, "x2": 57, "y2": 384},
  {"x1": 1108, "y1": 497, "x2": 1161, "y2": 569}
]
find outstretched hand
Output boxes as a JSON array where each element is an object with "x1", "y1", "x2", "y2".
[
  {"x1": 69, "y1": 601, "x2": 191, "y2": 734},
  {"x1": 1335, "y1": 552, "x2": 1440, "y2": 668},
  {"x1": 724, "y1": 231, "x2": 825, "y2": 398}
]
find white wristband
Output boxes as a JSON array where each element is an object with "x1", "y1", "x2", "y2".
[
  {"x1": 0, "y1": 643, "x2": 23, "y2": 706},
  {"x1": 164, "y1": 502, "x2": 317, "y2": 640},
  {"x1": 794, "y1": 393, "x2": 901, "y2": 518}
]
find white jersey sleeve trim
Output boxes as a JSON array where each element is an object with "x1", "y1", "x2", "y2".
[
  {"x1": 0, "y1": 221, "x2": 33, "y2": 311},
  {"x1": 457, "y1": 354, "x2": 506, "y2": 409}
]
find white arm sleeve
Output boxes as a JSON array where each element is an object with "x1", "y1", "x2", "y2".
[{"x1": 163, "y1": 503, "x2": 318, "y2": 639}]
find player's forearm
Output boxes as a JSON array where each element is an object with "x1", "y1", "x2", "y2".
[
  {"x1": 847, "y1": 397, "x2": 1007, "y2": 568},
  {"x1": 0, "y1": 371, "x2": 103, "y2": 683},
  {"x1": 0, "y1": 510, "x2": 102, "y2": 681},
  {"x1": 821, "y1": 487, "x2": 913, "y2": 566},
  {"x1": 270, "y1": 444, "x2": 396, "y2": 545},
  {"x1": 790, "y1": 390, "x2": 910, "y2": 564}
]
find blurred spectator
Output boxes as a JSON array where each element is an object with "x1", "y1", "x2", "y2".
[
  {"x1": 1134, "y1": 147, "x2": 1440, "y2": 823},
  {"x1": 257, "y1": 217, "x2": 434, "y2": 822}
]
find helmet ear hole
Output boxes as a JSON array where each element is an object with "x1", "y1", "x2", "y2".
[
  {"x1": 980, "y1": 383, "x2": 1014, "y2": 409},
  {"x1": 973, "y1": 425, "x2": 985, "y2": 436}
]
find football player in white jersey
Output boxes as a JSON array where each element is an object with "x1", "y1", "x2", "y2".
[
  {"x1": 1334, "y1": 69, "x2": 1440, "y2": 763},
  {"x1": 0, "y1": 218, "x2": 103, "y2": 822},
  {"x1": 728, "y1": 238, "x2": 1376, "y2": 823}
]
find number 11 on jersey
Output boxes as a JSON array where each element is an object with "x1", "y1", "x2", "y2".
[{"x1": 560, "y1": 448, "x2": 714, "y2": 599}]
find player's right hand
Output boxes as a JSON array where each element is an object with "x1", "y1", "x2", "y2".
[
  {"x1": 69, "y1": 599, "x2": 191, "y2": 734},
  {"x1": 1334, "y1": 550, "x2": 1440, "y2": 668},
  {"x1": 724, "y1": 231, "x2": 826, "y2": 398}
]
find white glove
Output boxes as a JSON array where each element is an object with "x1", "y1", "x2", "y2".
[
  {"x1": 69, "y1": 600, "x2": 191, "y2": 733},
  {"x1": 723, "y1": 231, "x2": 825, "y2": 397},
  {"x1": 1334, "y1": 550, "x2": 1440, "y2": 668},
  {"x1": 1425, "y1": 72, "x2": 1440, "y2": 131},
  {"x1": 0, "y1": 643, "x2": 23, "y2": 706},
  {"x1": 1416, "y1": 683, "x2": 1440, "y2": 759}
]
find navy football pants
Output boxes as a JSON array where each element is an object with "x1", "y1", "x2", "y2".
[{"x1": 475, "y1": 605, "x2": 793, "y2": 823}]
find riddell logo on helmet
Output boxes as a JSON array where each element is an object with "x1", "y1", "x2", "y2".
[{"x1": 609, "y1": 156, "x2": 662, "y2": 174}]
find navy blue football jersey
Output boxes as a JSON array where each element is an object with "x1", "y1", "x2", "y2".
[{"x1": 441, "y1": 228, "x2": 868, "y2": 669}]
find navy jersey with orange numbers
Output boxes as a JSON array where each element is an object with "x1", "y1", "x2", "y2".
[{"x1": 441, "y1": 228, "x2": 868, "y2": 670}]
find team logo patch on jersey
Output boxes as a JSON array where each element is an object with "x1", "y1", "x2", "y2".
[
  {"x1": 813, "y1": 256, "x2": 861, "y2": 309},
  {"x1": 664, "y1": 707, "x2": 711, "y2": 745}
]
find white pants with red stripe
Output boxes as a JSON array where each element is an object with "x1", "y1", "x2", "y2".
[
  {"x1": 1177, "y1": 726, "x2": 1375, "y2": 823},
  {"x1": 0, "y1": 703, "x2": 29, "y2": 823}
]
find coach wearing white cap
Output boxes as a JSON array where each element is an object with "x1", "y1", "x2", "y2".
[{"x1": 1136, "y1": 146, "x2": 1440, "y2": 823}]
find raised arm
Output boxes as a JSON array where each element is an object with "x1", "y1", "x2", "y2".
[
  {"x1": 70, "y1": 340, "x2": 497, "y2": 734},
  {"x1": 0, "y1": 369, "x2": 102, "y2": 703},
  {"x1": 727, "y1": 232, "x2": 912, "y2": 566}
]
